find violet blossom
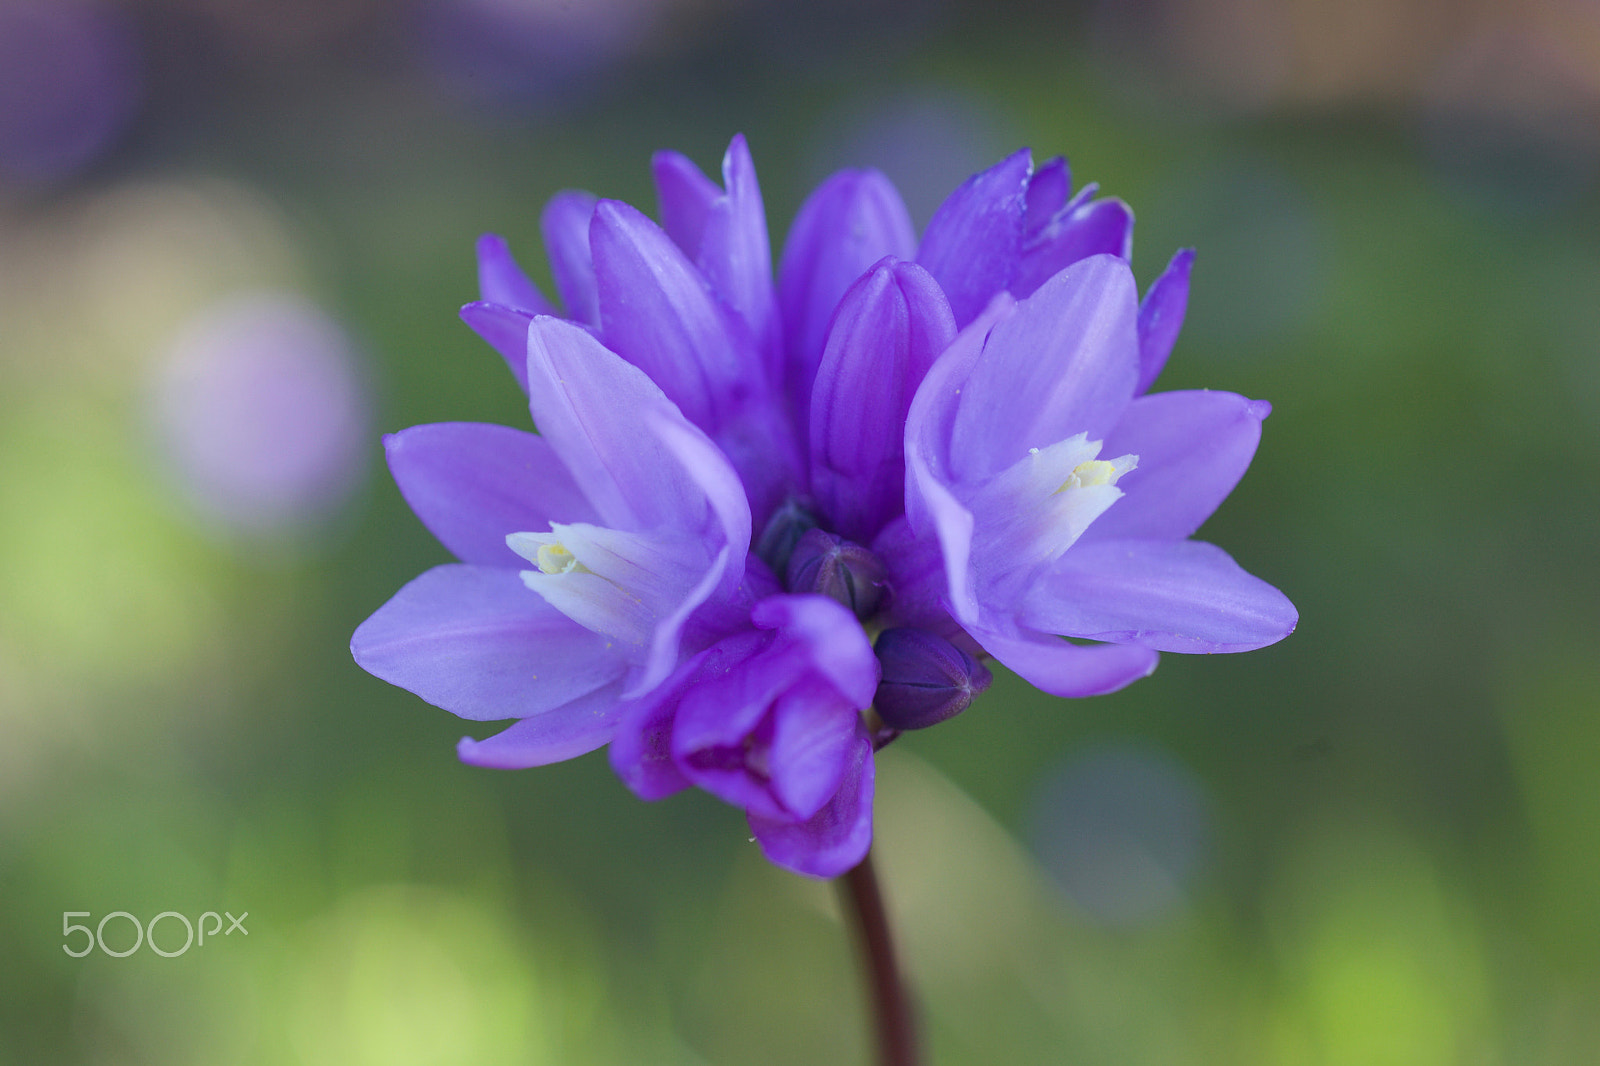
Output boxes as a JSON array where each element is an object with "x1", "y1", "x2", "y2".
[{"x1": 352, "y1": 135, "x2": 1295, "y2": 879}]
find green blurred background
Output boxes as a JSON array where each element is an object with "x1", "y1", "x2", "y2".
[{"x1": 3, "y1": 0, "x2": 1598, "y2": 1062}]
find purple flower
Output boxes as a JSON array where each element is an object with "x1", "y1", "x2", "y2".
[
  {"x1": 353, "y1": 136, "x2": 1294, "y2": 879},
  {"x1": 902, "y1": 255, "x2": 1297, "y2": 697},
  {"x1": 608, "y1": 594, "x2": 879, "y2": 876},
  {"x1": 352, "y1": 316, "x2": 755, "y2": 765}
]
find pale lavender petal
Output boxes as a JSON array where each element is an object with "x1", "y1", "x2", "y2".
[
  {"x1": 385, "y1": 421, "x2": 597, "y2": 568},
  {"x1": 541, "y1": 189, "x2": 599, "y2": 326},
  {"x1": 947, "y1": 254, "x2": 1139, "y2": 484},
  {"x1": 1021, "y1": 539, "x2": 1298, "y2": 653},
  {"x1": 1086, "y1": 390, "x2": 1269, "y2": 542},
  {"x1": 966, "y1": 619, "x2": 1160, "y2": 698},
  {"x1": 1135, "y1": 248, "x2": 1194, "y2": 394},
  {"x1": 652, "y1": 148, "x2": 720, "y2": 254},
  {"x1": 1024, "y1": 156, "x2": 1071, "y2": 237},
  {"x1": 749, "y1": 731, "x2": 874, "y2": 879},
  {"x1": 351, "y1": 564, "x2": 626, "y2": 721},
  {"x1": 590, "y1": 198, "x2": 751, "y2": 431},
  {"x1": 1014, "y1": 197, "x2": 1135, "y2": 299},
  {"x1": 809, "y1": 257, "x2": 955, "y2": 542},
  {"x1": 476, "y1": 233, "x2": 555, "y2": 314},
  {"x1": 459, "y1": 301, "x2": 534, "y2": 393},
  {"x1": 521, "y1": 567, "x2": 658, "y2": 649},
  {"x1": 456, "y1": 680, "x2": 627, "y2": 769},
  {"x1": 525, "y1": 316, "x2": 709, "y2": 533},
  {"x1": 777, "y1": 168, "x2": 917, "y2": 428},
  {"x1": 513, "y1": 523, "x2": 704, "y2": 635},
  {"x1": 751, "y1": 594, "x2": 880, "y2": 707},
  {"x1": 699, "y1": 134, "x2": 781, "y2": 375},
  {"x1": 916, "y1": 148, "x2": 1030, "y2": 328}
]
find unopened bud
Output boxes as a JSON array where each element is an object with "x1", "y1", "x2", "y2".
[
  {"x1": 784, "y1": 528, "x2": 889, "y2": 620},
  {"x1": 872, "y1": 627, "x2": 991, "y2": 730},
  {"x1": 755, "y1": 497, "x2": 819, "y2": 577}
]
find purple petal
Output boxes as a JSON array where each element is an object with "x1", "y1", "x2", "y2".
[
  {"x1": 809, "y1": 257, "x2": 956, "y2": 542},
  {"x1": 541, "y1": 190, "x2": 600, "y2": 326},
  {"x1": 903, "y1": 297, "x2": 1016, "y2": 627},
  {"x1": 1086, "y1": 389, "x2": 1269, "y2": 543},
  {"x1": 1024, "y1": 156, "x2": 1071, "y2": 237},
  {"x1": 947, "y1": 254, "x2": 1139, "y2": 484},
  {"x1": 916, "y1": 148, "x2": 1031, "y2": 328},
  {"x1": 351, "y1": 564, "x2": 626, "y2": 721},
  {"x1": 456, "y1": 680, "x2": 627, "y2": 769},
  {"x1": 476, "y1": 233, "x2": 555, "y2": 315},
  {"x1": 751, "y1": 594, "x2": 880, "y2": 708},
  {"x1": 590, "y1": 198, "x2": 753, "y2": 432},
  {"x1": 459, "y1": 301, "x2": 533, "y2": 393},
  {"x1": 524, "y1": 316, "x2": 707, "y2": 532},
  {"x1": 670, "y1": 629, "x2": 787, "y2": 754},
  {"x1": 635, "y1": 412, "x2": 754, "y2": 693},
  {"x1": 777, "y1": 168, "x2": 917, "y2": 431},
  {"x1": 699, "y1": 134, "x2": 781, "y2": 376},
  {"x1": 671, "y1": 640, "x2": 797, "y2": 820},
  {"x1": 514, "y1": 523, "x2": 705, "y2": 651},
  {"x1": 1022, "y1": 539, "x2": 1298, "y2": 653},
  {"x1": 870, "y1": 516, "x2": 977, "y2": 650},
  {"x1": 904, "y1": 290, "x2": 1015, "y2": 489},
  {"x1": 652, "y1": 148, "x2": 720, "y2": 255},
  {"x1": 966, "y1": 619, "x2": 1160, "y2": 698},
  {"x1": 609, "y1": 643, "x2": 736, "y2": 800},
  {"x1": 1135, "y1": 248, "x2": 1194, "y2": 394},
  {"x1": 385, "y1": 422, "x2": 598, "y2": 568},
  {"x1": 765, "y1": 674, "x2": 860, "y2": 820},
  {"x1": 1014, "y1": 197, "x2": 1135, "y2": 299},
  {"x1": 749, "y1": 730, "x2": 874, "y2": 879}
]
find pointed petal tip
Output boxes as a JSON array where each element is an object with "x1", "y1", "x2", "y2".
[{"x1": 1247, "y1": 398, "x2": 1273, "y2": 420}]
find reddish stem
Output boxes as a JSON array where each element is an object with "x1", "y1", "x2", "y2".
[{"x1": 839, "y1": 849, "x2": 920, "y2": 1066}]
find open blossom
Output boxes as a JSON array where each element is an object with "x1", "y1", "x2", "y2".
[{"x1": 352, "y1": 135, "x2": 1296, "y2": 878}]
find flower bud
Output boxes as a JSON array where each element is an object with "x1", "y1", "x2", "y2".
[
  {"x1": 784, "y1": 528, "x2": 889, "y2": 619},
  {"x1": 872, "y1": 627, "x2": 992, "y2": 730},
  {"x1": 754, "y1": 497, "x2": 819, "y2": 577}
]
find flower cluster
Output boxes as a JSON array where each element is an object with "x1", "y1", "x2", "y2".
[{"x1": 352, "y1": 136, "x2": 1297, "y2": 877}]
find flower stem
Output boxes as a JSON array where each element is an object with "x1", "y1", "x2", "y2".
[{"x1": 839, "y1": 848, "x2": 919, "y2": 1066}]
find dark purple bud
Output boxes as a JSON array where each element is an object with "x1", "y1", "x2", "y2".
[
  {"x1": 754, "y1": 496, "x2": 819, "y2": 576},
  {"x1": 785, "y1": 528, "x2": 889, "y2": 620},
  {"x1": 872, "y1": 627, "x2": 992, "y2": 730}
]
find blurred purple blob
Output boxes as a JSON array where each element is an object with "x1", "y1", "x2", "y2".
[
  {"x1": 0, "y1": 0, "x2": 141, "y2": 183},
  {"x1": 150, "y1": 293, "x2": 369, "y2": 539},
  {"x1": 1029, "y1": 742, "x2": 1212, "y2": 926},
  {"x1": 414, "y1": 0, "x2": 666, "y2": 115},
  {"x1": 809, "y1": 90, "x2": 1014, "y2": 227}
]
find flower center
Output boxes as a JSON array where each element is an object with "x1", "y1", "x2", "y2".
[
  {"x1": 535, "y1": 542, "x2": 589, "y2": 575},
  {"x1": 1058, "y1": 458, "x2": 1120, "y2": 491}
]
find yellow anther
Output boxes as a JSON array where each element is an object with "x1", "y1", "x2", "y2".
[
  {"x1": 1058, "y1": 459, "x2": 1119, "y2": 492},
  {"x1": 536, "y1": 542, "x2": 588, "y2": 575}
]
